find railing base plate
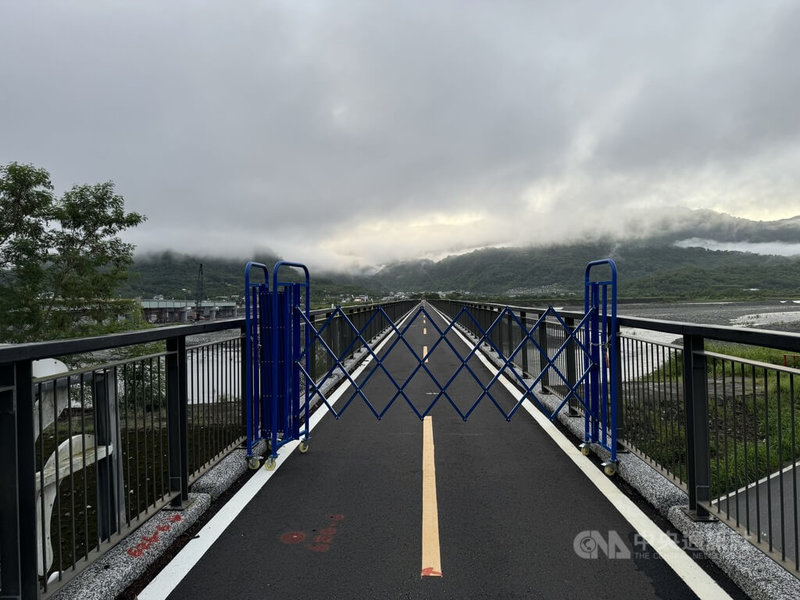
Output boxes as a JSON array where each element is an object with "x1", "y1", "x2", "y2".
[{"x1": 681, "y1": 506, "x2": 717, "y2": 522}]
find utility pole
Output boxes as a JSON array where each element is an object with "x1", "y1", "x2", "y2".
[{"x1": 195, "y1": 263, "x2": 205, "y2": 321}]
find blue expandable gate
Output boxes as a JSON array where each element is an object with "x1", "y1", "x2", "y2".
[{"x1": 245, "y1": 258, "x2": 619, "y2": 473}]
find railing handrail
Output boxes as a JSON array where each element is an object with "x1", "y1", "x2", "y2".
[
  {"x1": 0, "y1": 301, "x2": 412, "y2": 364},
  {"x1": 439, "y1": 299, "x2": 800, "y2": 352},
  {"x1": 0, "y1": 318, "x2": 246, "y2": 363}
]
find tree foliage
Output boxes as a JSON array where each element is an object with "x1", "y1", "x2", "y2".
[{"x1": 0, "y1": 162, "x2": 146, "y2": 342}]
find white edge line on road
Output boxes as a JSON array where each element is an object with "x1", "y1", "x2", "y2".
[
  {"x1": 426, "y1": 304, "x2": 733, "y2": 600},
  {"x1": 138, "y1": 306, "x2": 418, "y2": 600}
]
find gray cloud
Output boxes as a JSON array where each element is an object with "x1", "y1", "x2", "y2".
[{"x1": 2, "y1": 0, "x2": 799, "y2": 270}]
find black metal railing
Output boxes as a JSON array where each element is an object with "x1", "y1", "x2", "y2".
[
  {"x1": 0, "y1": 300, "x2": 412, "y2": 600},
  {"x1": 616, "y1": 318, "x2": 800, "y2": 574},
  {"x1": 432, "y1": 300, "x2": 586, "y2": 413},
  {"x1": 308, "y1": 301, "x2": 417, "y2": 382},
  {"x1": 0, "y1": 319, "x2": 246, "y2": 599}
]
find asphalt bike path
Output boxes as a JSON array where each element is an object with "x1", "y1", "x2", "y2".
[{"x1": 144, "y1": 303, "x2": 743, "y2": 599}]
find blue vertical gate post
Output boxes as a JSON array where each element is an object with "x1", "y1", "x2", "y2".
[
  {"x1": 244, "y1": 262, "x2": 270, "y2": 468},
  {"x1": 244, "y1": 261, "x2": 313, "y2": 470},
  {"x1": 581, "y1": 259, "x2": 619, "y2": 475},
  {"x1": 266, "y1": 262, "x2": 311, "y2": 468},
  {"x1": 244, "y1": 261, "x2": 312, "y2": 469}
]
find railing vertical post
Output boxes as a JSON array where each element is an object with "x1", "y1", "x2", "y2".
[
  {"x1": 538, "y1": 313, "x2": 550, "y2": 388},
  {"x1": 587, "y1": 286, "x2": 600, "y2": 444},
  {"x1": 496, "y1": 309, "x2": 504, "y2": 355},
  {"x1": 0, "y1": 360, "x2": 38, "y2": 600},
  {"x1": 308, "y1": 316, "x2": 317, "y2": 383},
  {"x1": 506, "y1": 312, "x2": 513, "y2": 360},
  {"x1": 332, "y1": 313, "x2": 342, "y2": 366},
  {"x1": 356, "y1": 308, "x2": 365, "y2": 351},
  {"x1": 167, "y1": 336, "x2": 189, "y2": 507},
  {"x1": 240, "y1": 324, "x2": 247, "y2": 435},
  {"x1": 520, "y1": 311, "x2": 529, "y2": 376},
  {"x1": 324, "y1": 311, "x2": 333, "y2": 373},
  {"x1": 93, "y1": 369, "x2": 126, "y2": 541},
  {"x1": 566, "y1": 317, "x2": 579, "y2": 416},
  {"x1": 683, "y1": 334, "x2": 711, "y2": 520},
  {"x1": 614, "y1": 320, "x2": 625, "y2": 447}
]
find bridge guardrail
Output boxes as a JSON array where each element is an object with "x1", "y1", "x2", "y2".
[{"x1": 0, "y1": 319, "x2": 246, "y2": 599}]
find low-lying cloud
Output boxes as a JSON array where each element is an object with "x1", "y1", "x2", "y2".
[{"x1": 2, "y1": 1, "x2": 799, "y2": 270}]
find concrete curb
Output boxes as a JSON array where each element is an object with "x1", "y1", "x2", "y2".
[
  {"x1": 51, "y1": 439, "x2": 269, "y2": 600},
  {"x1": 667, "y1": 505, "x2": 799, "y2": 600},
  {"x1": 537, "y1": 375, "x2": 800, "y2": 600},
  {"x1": 51, "y1": 493, "x2": 211, "y2": 600},
  {"x1": 191, "y1": 439, "x2": 267, "y2": 503}
]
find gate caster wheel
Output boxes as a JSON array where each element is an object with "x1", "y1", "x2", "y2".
[
  {"x1": 247, "y1": 456, "x2": 261, "y2": 470},
  {"x1": 298, "y1": 441, "x2": 309, "y2": 454},
  {"x1": 580, "y1": 444, "x2": 591, "y2": 456},
  {"x1": 602, "y1": 462, "x2": 617, "y2": 477},
  {"x1": 265, "y1": 457, "x2": 277, "y2": 471}
]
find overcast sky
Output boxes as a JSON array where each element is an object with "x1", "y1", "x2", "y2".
[{"x1": 2, "y1": 1, "x2": 799, "y2": 271}]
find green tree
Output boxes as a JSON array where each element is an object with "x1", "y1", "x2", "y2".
[{"x1": 0, "y1": 162, "x2": 146, "y2": 342}]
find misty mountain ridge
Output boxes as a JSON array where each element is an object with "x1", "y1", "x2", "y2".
[
  {"x1": 368, "y1": 208, "x2": 800, "y2": 274},
  {"x1": 126, "y1": 209, "x2": 800, "y2": 301},
  {"x1": 634, "y1": 209, "x2": 800, "y2": 245},
  {"x1": 365, "y1": 209, "x2": 800, "y2": 298}
]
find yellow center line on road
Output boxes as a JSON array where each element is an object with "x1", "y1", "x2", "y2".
[
  {"x1": 422, "y1": 345, "x2": 429, "y2": 363},
  {"x1": 421, "y1": 416, "x2": 442, "y2": 577}
]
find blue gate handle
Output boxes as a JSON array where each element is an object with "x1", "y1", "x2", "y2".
[
  {"x1": 584, "y1": 259, "x2": 617, "y2": 309},
  {"x1": 272, "y1": 261, "x2": 310, "y2": 290}
]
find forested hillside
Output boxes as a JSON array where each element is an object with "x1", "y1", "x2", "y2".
[
  {"x1": 119, "y1": 251, "x2": 371, "y2": 305},
  {"x1": 123, "y1": 242, "x2": 800, "y2": 303},
  {"x1": 369, "y1": 242, "x2": 800, "y2": 300}
]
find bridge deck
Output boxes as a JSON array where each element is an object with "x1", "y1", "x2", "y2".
[{"x1": 139, "y1": 306, "x2": 744, "y2": 600}]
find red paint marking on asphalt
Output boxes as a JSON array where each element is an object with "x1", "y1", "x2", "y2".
[
  {"x1": 421, "y1": 567, "x2": 442, "y2": 577},
  {"x1": 281, "y1": 514, "x2": 345, "y2": 552},
  {"x1": 280, "y1": 531, "x2": 307, "y2": 545}
]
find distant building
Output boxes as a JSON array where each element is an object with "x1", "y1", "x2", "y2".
[{"x1": 140, "y1": 299, "x2": 238, "y2": 324}]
